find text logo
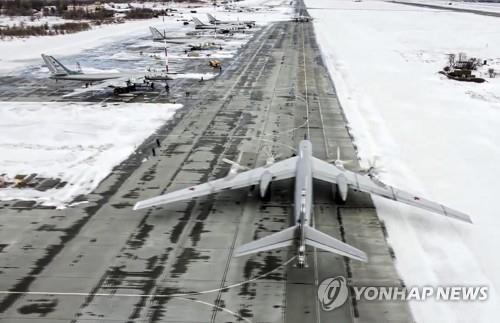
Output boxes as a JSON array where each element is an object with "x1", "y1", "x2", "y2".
[{"x1": 317, "y1": 276, "x2": 349, "y2": 311}]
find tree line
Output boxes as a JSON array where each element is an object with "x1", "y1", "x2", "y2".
[{"x1": 0, "y1": 21, "x2": 90, "y2": 37}]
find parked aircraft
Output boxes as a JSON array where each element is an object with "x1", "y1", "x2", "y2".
[
  {"x1": 186, "y1": 30, "x2": 211, "y2": 37},
  {"x1": 41, "y1": 54, "x2": 121, "y2": 82},
  {"x1": 206, "y1": 13, "x2": 255, "y2": 27},
  {"x1": 187, "y1": 42, "x2": 222, "y2": 51},
  {"x1": 133, "y1": 140, "x2": 471, "y2": 267},
  {"x1": 192, "y1": 17, "x2": 241, "y2": 33},
  {"x1": 149, "y1": 26, "x2": 191, "y2": 44}
]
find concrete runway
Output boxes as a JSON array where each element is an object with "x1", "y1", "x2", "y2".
[
  {"x1": 0, "y1": 14, "x2": 413, "y2": 323},
  {"x1": 391, "y1": 0, "x2": 500, "y2": 18}
]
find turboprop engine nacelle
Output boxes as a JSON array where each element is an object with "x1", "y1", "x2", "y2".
[
  {"x1": 336, "y1": 174, "x2": 348, "y2": 202},
  {"x1": 260, "y1": 171, "x2": 272, "y2": 198}
]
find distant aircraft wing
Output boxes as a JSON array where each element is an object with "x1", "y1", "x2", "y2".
[
  {"x1": 134, "y1": 157, "x2": 298, "y2": 210},
  {"x1": 164, "y1": 39, "x2": 190, "y2": 44},
  {"x1": 59, "y1": 74, "x2": 122, "y2": 82},
  {"x1": 311, "y1": 157, "x2": 472, "y2": 223}
]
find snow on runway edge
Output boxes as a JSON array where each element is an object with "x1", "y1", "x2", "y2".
[
  {"x1": 0, "y1": 101, "x2": 182, "y2": 208},
  {"x1": 305, "y1": 0, "x2": 500, "y2": 322}
]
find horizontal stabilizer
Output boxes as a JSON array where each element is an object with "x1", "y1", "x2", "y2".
[
  {"x1": 234, "y1": 226, "x2": 296, "y2": 257},
  {"x1": 304, "y1": 226, "x2": 367, "y2": 262}
]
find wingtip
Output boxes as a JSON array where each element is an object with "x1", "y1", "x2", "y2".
[
  {"x1": 357, "y1": 251, "x2": 369, "y2": 263},
  {"x1": 455, "y1": 213, "x2": 473, "y2": 224},
  {"x1": 352, "y1": 250, "x2": 368, "y2": 262}
]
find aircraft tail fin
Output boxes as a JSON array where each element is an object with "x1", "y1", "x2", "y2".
[
  {"x1": 41, "y1": 54, "x2": 75, "y2": 76},
  {"x1": 234, "y1": 226, "x2": 296, "y2": 257},
  {"x1": 149, "y1": 26, "x2": 165, "y2": 40},
  {"x1": 207, "y1": 13, "x2": 216, "y2": 23},
  {"x1": 192, "y1": 17, "x2": 205, "y2": 26},
  {"x1": 304, "y1": 226, "x2": 367, "y2": 262}
]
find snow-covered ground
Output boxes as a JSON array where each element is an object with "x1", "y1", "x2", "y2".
[
  {"x1": 305, "y1": 0, "x2": 500, "y2": 322},
  {"x1": 0, "y1": 15, "x2": 76, "y2": 28},
  {"x1": 0, "y1": 0, "x2": 292, "y2": 73},
  {"x1": 0, "y1": 0, "x2": 293, "y2": 207},
  {"x1": 0, "y1": 18, "x2": 164, "y2": 72},
  {"x1": 393, "y1": 0, "x2": 500, "y2": 14},
  {"x1": 0, "y1": 102, "x2": 181, "y2": 208}
]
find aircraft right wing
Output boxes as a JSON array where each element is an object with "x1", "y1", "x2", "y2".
[
  {"x1": 311, "y1": 157, "x2": 472, "y2": 223},
  {"x1": 134, "y1": 157, "x2": 298, "y2": 210}
]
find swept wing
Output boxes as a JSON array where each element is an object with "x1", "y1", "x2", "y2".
[
  {"x1": 311, "y1": 157, "x2": 472, "y2": 223},
  {"x1": 134, "y1": 157, "x2": 298, "y2": 210}
]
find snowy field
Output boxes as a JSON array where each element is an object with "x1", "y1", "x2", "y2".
[
  {"x1": 305, "y1": 0, "x2": 500, "y2": 322},
  {"x1": 0, "y1": 102, "x2": 181, "y2": 208},
  {"x1": 0, "y1": 0, "x2": 292, "y2": 72},
  {"x1": 0, "y1": 15, "x2": 76, "y2": 27},
  {"x1": 0, "y1": 18, "x2": 166, "y2": 72}
]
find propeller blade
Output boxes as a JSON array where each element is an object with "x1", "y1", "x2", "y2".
[
  {"x1": 360, "y1": 156, "x2": 386, "y2": 178},
  {"x1": 222, "y1": 158, "x2": 248, "y2": 170},
  {"x1": 222, "y1": 158, "x2": 238, "y2": 166}
]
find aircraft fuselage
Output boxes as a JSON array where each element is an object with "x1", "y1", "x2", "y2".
[
  {"x1": 50, "y1": 74, "x2": 121, "y2": 82},
  {"x1": 294, "y1": 140, "x2": 314, "y2": 266},
  {"x1": 195, "y1": 25, "x2": 217, "y2": 30}
]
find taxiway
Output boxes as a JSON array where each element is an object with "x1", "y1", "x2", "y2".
[{"x1": 0, "y1": 11, "x2": 413, "y2": 323}]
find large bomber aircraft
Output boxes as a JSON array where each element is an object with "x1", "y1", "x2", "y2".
[
  {"x1": 134, "y1": 140, "x2": 471, "y2": 267},
  {"x1": 41, "y1": 54, "x2": 121, "y2": 82},
  {"x1": 149, "y1": 26, "x2": 192, "y2": 44},
  {"x1": 206, "y1": 13, "x2": 255, "y2": 27},
  {"x1": 192, "y1": 17, "x2": 244, "y2": 33}
]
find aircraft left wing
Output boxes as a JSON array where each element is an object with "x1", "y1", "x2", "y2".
[
  {"x1": 311, "y1": 157, "x2": 472, "y2": 223},
  {"x1": 134, "y1": 156, "x2": 298, "y2": 210}
]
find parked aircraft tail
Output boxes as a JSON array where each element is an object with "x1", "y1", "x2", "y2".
[
  {"x1": 149, "y1": 26, "x2": 165, "y2": 40},
  {"x1": 234, "y1": 225, "x2": 367, "y2": 262},
  {"x1": 206, "y1": 13, "x2": 217, "y2": 23},
  {"x1": 234, "y1": 226, "x2": 296, "y2": 256},
  {"x1": 192, "y1": 17, "x2": 205, "y2": 26},
  {"x1": 41, "y1": 54, "x2": 76, "y2": 76},
  {"x1": 303, "y1": 226, "x2": 367, "y2": 261}
]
